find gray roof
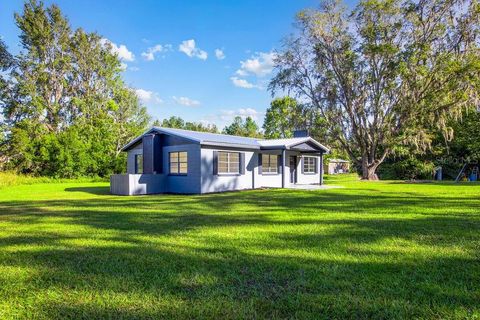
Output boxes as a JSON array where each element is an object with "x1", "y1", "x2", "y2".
[{"x1": 122, "y1": 127, "x2": 329, "y2": 152}]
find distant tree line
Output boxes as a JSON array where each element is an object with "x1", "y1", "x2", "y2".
[{"x1": 153, "y1": 117, "x2": 219, "y2": 133}]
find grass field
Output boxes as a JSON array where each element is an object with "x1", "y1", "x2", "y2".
[{"x1": 0, "y1": 175, "x2": 479, "y2": 319}]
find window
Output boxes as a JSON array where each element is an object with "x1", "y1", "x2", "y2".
[
  {"x1": 262, "y1": 154, "x2": 278, "y2": 174},
  {"x1": 303, "y1": 156, "x2": 317, "y2": 174},
  {"x1": 218, "y1": 152, "x2": 240, "y2": 174},
  {"x1": 170, "y1": 151, "x2": 188, "y2": 174},
  {"x1": 135, "y1": 154, "x2": 143, "y2": 174}
]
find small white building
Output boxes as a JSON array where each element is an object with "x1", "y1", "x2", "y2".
[
  {"x1": 110, "y1": 127, "x2": 329, "y2": 195},
  {"x1": 325, "y1": 159, "x2": 350, "y2": 175}
]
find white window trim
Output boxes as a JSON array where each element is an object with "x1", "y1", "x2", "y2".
[
  {"x1": 218, "y1": 151, "x2": 240, "y2": 175},
  {"x1": 262, "y1": 154, "x2": 278, "y2": 174},
  {"x1": 303, "y1": 156, "x2": 317, "y2": 174},
  {"x1": 169, "y1": 151, "x2": 188, "y2": 175}
]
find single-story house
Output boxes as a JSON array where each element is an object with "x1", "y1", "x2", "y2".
[
  {"x1": 325, "y1": 159, "x2": 350, "y2": 174},
  {"x1": 110, "y1": 127, "x2": 329, "y2": 195}
]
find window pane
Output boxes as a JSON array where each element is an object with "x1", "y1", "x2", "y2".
[
  {"x1": 136, "y1": 155, "x2": 143, "y2": 174},
  {"x1": 272, "y1": 155, "x2": 278, "y2": 166},
  {"x1": 218, "y1": 163, "x2": 228, "y2": 173},
  {"x1": 170, "y1": 152, "x2": 178, "y2": 161},
  {"x1": 230, "y1": 162, "x2": 240, "y2": 173},
  {"x1": 179, "y1": 163, "x2": 188, "y2": 173},
  {"x1": 262, "y1": 154, "x2": 269, "y2": 167},
  {"x1": 219, "y1": 152, "x2": 228, "y2": 162},
  {"x1": 170, "y1": 162, "x2": 178, "y2": 174},
  {"x1": 270, "y1": 155, "x2": 278, "y2": 173},
  {"x1": 179, "y1": 152, "x2": 187, "y2": 162},
  {"x1": 230, "y1": 152, "x2": 239, "y2": 162}
]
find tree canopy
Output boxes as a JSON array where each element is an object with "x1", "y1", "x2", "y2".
[
  {"x1": 1, "y1": 0, "x2": 149, "y2": 177},
  {"x1": 155, "y1": 116, "x2": 218, "y2": 133},
  {"x1": 222, "y1": 116, "x2": 262, "y2": 138},
  {"x1": 270, "y1": 0, "x2": 480, "y2": 179},
  {"x1": 263, "y1": 97, "x2": 307, "y2": 139}
]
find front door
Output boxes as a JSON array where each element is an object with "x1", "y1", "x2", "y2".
[{"x1": 289, "y1": 156, "x2": 297, "y2": 184}]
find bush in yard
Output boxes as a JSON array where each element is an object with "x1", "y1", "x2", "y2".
[{"x1": 378, "y1": 157, "x2": 435, "y2": 180}]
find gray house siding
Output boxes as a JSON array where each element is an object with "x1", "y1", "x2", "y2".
[
  {"x1": 200, "y1": 147, "x2": 255, "y2": 193},
  {"x1": 127, "y1": 144, "x2": 143, "y2": 174},
  {"x1": 113, "y1": 127, "x2": 329, "y2": 195},
  {"x1": 125, "y1": 140, "x2": 202, "y2": 194},
  {"x1": 164, "y1": 144, "x2": 201, "y2": 194}
]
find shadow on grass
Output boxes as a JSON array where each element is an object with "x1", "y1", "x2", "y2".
[
  {"x1": 64, "y1": 186, "x2": 111, "y2": 195},
  {"x1": 0, "y1": 188, "x2": 479, "y2": 318}
]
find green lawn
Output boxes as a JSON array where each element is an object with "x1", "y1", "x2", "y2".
[{"x1": 0, "y1": 176, "x2": 479, "y2": 319}]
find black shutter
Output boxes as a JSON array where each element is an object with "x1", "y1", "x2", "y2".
[
  {"x1": 258, "y1": 153, "x2": 262, "y2": 174},
  {"x1": 142, "y1": 134, "x2": 154, "y2": 174},
  {"x1": 134, "y1": 154, "x2": 139, "y2": 174},
  {"x1": 314, "y1": 157, "x2": 318, "y2": 173},
  {"x1": 239, "y1": 152, "x2": 245, "y2": 175},
  {"x1": 154, "y1": 134, "x2": 163, "y2": 174},
  {"x1": 213, "y1": 151, "x2": 218, "y2": 175},
  {"x1": 277, "y1": 154, "x2": 282, "y2": 174},
  {"x1": 301, "y1": 157, "x2": 305, "y2": 174}
]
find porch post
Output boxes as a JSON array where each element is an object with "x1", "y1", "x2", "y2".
[
  {"x1": 281, "y1": 149, "x2": 286, "y2": 188},
  {"x1": 319, "y1": 152, "x2": 324, "y2": 185}
]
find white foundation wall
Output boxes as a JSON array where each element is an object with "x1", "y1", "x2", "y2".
[{"x1": 110, "y1": 174, "x2": 166, "y2": 195}]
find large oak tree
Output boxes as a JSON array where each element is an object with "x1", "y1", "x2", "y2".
[{"x1": 270, "y1": 0, "x2": 480, "y2": 179}]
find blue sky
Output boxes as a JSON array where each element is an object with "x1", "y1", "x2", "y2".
[{"x1": 0, "y1": 1, "x2": 353, "y2": 129}]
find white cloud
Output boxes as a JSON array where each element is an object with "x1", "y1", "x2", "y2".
[
  {"x1": 172, "y1": 96, "x2": 200, "y2": 107},
  {"x1": 141, "y1": 44, "x2": 172, "y2": 61},
  {"x1": 179, "y1": 39, "x2": 208, "y2": 60},
  {"x1": 120, "y1": 62, "x2": 128, "y2": 71},
  {"x1": 236, "y1": 51, "x2": 276, "y2": 77},
  {"x1": 199, "y1": 108, "x2": 263, "y2": 128},
  {"x1": 215, "y1": 48, "x2": 225, "y2": 60},
  {"x1": 220, "y1": 108, "x2": 262, "y2": 121},
  {"x1": 135, "y1": 89, "x2": 163, "y2": 104},
  {"x1": 129, "y1": 66, "x2": 140, "y2": 72},
  {"x1": 101, "y1": 38, "x2": 135, "y2": 61},
  {"x1": 230, "y1": 76, "x2": 261, "y2": 89}
]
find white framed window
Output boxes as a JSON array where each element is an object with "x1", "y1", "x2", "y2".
[
  {"x1": 218, "y1": 152, "x2": 240, "y2": 174},
  {"x1": 170, "y1": 151, "x2": 188, "y2": 174},
  {"x1": 262, "y1": 154, "x2": 278, "y2": 174},
  {"x1": 303, "y1": 156, "x2": 317, "y2": 174}
]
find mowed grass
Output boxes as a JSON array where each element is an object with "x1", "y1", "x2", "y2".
[{"x1": 0, "y1": 176, "x2": 479, "y2": 319}]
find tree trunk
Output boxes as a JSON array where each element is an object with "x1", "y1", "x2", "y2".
[{"x1": 361, "y1": 156, "x2": 380, "y2": 180}]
